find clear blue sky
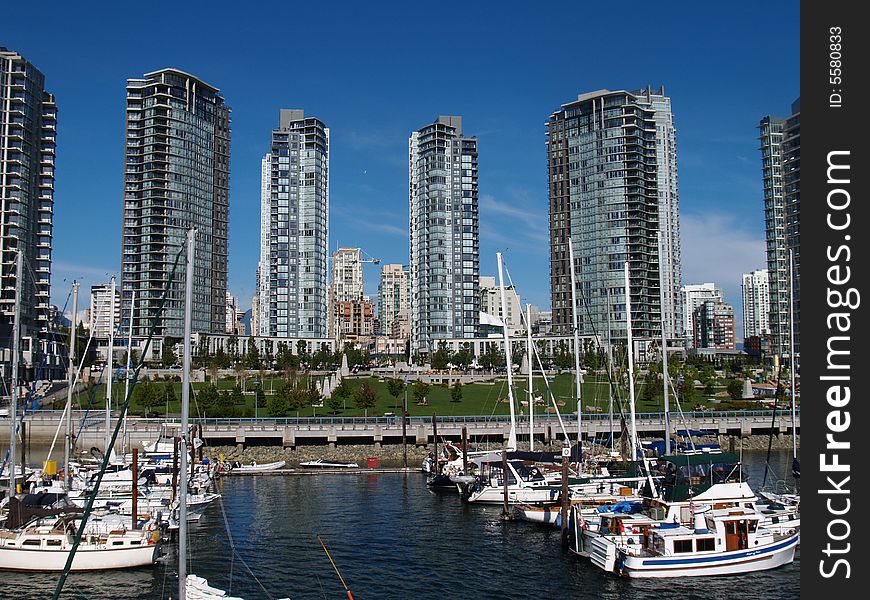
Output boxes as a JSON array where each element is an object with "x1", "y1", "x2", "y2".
[{"x1": 2, "y1": 1, "x2": 799, "y2": 338}]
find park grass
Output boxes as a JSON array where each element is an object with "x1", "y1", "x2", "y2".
[{"x1": 69, "y1": 372, "x2": 731, "y2": 418}]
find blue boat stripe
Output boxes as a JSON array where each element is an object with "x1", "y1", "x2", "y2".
[{"x1": 640, "y1": 534, "x2": 799, "y2": 566}]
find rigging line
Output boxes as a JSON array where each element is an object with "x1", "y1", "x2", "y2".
[
  {"x1": 218, "y1": 493, "x2": 272, "y2": 597},
  {"x1": 762, "y1": 362, "x2": 784, "y2": 489},
  {"x1": 52, "y1": 241, "x2": 185, "y2": 600},
  {"x1": 317, "y1": 534, "x2": 355, "y2": 599}
]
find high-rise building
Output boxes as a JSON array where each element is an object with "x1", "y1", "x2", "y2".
[
  {"x1": 479, "y1": 275, "x2": 523, "y2": 336},
  {"x1": 253, "y1": 154, "x2": 271, "y2": 337},
  {"x1": 741, "y1": 269, "x2": 770, "y2": 340},
  {"x1": 378, "y1": 264, "x2": 409, "y2": 338},
  {"x1": 329, "y1": 247, "x2": 365, "y2": 339},
  {"x1": 258, "y1": 110, "x2": 329, "y2": 338},
  {"x1": 547, "y1": 87, "x2": 682, "y2": 342},
  {"x1": 1, "y1": 48, "x2": 57, "y2": 377},
  {"x1": 758, "y1": 112, "x2": 789, "y2": 358},
  {"x1": 681, "y1": 283, "x2": 723, "y2": 348},
  {"x1": 693, "y1": 299, "x2": 736, "y2": 350},
  {"x1": 409, "y1": 116, "x2": 479, "y2": 354},
  {"x1": 121, "y1": 68, "x2": 230, "y2": 339},
  {"x1": 782, "y1": 98, "x2": 800, "y2": 361},
  {"x1": 89, "y1": 283, "x2": 121, "y2": 339}
]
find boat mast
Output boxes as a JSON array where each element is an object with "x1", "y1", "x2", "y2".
[
  {"x1": 178, "y1": 228, "x2": 195, "y2": 600},
  {"x1": 657, "y1": 231, "x2": 671, "y2": 455},
  {"x1": 526, "y1": 303, "x2": 534, "y2": 452},
  {"x1": 8, "y1": 250, "x2": 23, "y2": 496},
  {"x1": 64, "y1": 281, "x2": 79, "y2": 489},
  {"x1": 123, "y1": 289, "x2": 136, "y2": 457},
  {"x1": 788, "y1": 249, "x2": 797, "y2": 460},
  {"x1": 105, "y1": 275, "x2": 116, "y2": 453},
  {"x1": 606, "y1": 287, "x2": 614, "y2": 452},
  {"x1": 567, "y1": 239, "x2": 583, "y2": 455},
  {"x1": 496, "y1": 252, "x2": 518, "y2": 451},
  {"x1": 624, "y1": 261, "x2": 638, "y2": 461}
]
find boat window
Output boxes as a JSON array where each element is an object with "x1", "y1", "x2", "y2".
[
  {"x1": 112, "y1": 541, "x2": 124, "y2": 546},
  {"x1": 23, "y1": 539, "x2": 42, "y2": 546},
  {"x1": 673, "y1": 539, "x2": 693, "y2": 553},
  {"x1": 748, "y1": 521, "x2": 758, "y2": 533},
  {"x1": 696, "y1": 537, "x2": 715, "y2": 551},
  {"x1": 726, "y1": 522, "x2": 738, "y2": 535},
  {"x1": 46, "y1": 539, "x2": 63, "y2": 547},
  {"x1": 131, "y1": 540, "x2": 141, "y2": 545}
]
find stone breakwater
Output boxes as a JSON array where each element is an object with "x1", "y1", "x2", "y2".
[{"x1": 203, "y1": 434, "x2": 798, "y2": 468}]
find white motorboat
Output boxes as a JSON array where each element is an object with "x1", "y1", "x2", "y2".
[
  {"x1": 588, "y1": 507, "x2": 799, "y2": 578},
  {"x1": 299, "y1": 459, "x2": 359, "y2": 469}
]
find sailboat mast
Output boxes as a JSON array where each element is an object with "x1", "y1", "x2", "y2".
[
  {"x1": 64, "y1": 281, "x2": 79, "y2": 489},
  {"x1": 123, "y1": 290, "x2": 136, "y2": 457},
  {"x1": 606, "y1": 287, "x2": 614, "y2": 452},
  {"x1": 657, "y1": 231, "x2": 671, "y2": 455},
  {"x1": 178, "y1": 228, "x2": 195, "y2": 600},
  {"x1": 105, "y1": 275, "x2": 116, "y2": 453},
  {"x1": 567, "y1": 239, "x2": 583, "y2": 453},
  {"x1": 788, "y1": 249, "x2": 797, "y2": 460},
  {"x1": 526, "y1": 303, "x2": 534, "y2": 452},
  {"x1": 496, "y1": 252, "x2": 518, "y2": 451},
  {"x1": 624, "y1": 261, "x2": 638, "y2": 461},
  {"x1": 8, "y1": 250, "x2": 23, "y2": 496}
]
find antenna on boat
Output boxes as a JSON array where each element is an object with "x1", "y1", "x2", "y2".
[
  {"x1": 317, "y1": 534, "x2": 355, "y2": 600},
  {"x1": 496, "y1": 252, "x2": 518, "y2": 451}
]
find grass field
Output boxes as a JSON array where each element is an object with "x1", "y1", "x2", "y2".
[{"x1": 64, "y1": 372, "x2": 741, "y2": 418}]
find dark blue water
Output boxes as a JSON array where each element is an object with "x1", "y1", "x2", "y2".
[{"x1": 3, "y1": 450, "x2": 799, "y2": 599}]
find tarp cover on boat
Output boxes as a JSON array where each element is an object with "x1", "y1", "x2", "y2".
[
  {"x1": 2, "y1": 493, "x2": 82, "y2": 529},
  {"x1": 597, "y1": 501, "x2": 643, "y2": 514}
]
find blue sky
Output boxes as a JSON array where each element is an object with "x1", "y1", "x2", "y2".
[{"x1": 2, "y1": 1, "x2": 799, "y2": 338}]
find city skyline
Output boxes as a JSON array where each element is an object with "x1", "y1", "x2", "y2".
[{"x1": 1, "y1": 1, "x2": 799, "y2": 342}]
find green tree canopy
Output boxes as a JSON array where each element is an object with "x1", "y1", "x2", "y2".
[{"x1": 353, "y1": 381, "x2": 378, "y2": 416}]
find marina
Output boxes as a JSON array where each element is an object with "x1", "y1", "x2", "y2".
[{"x1": 0, "y1": 450, "x2": 798, "y2": 599}]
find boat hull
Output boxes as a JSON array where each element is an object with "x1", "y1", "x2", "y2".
[
  {"x1": 0, "y1": 543, "x2": 160, "y2": 571},
  {"x1": 619, "y1": 533, "x2": 799, "y2": 578}
]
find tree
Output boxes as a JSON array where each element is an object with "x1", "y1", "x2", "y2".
[
  {"x1": 134, "y1": 379, "x2": 163, "y2": 417},
  {"x1": 453, "y1": 344, "x2": 473, "y2": 371},
  {"x1": 326, "y1": 393, "x2": 345, "y2": 415},
  {"x1": 678, "y1": 379, "x2": 697, "y2": 403},
  {"x1": 195, "y1": 384, "x2": 221, "y2": 417},
  {"x1": 386, "y1": 378, "x2": 405, "y2": 410},
  {"x1": 161, "y1": 338, "x2": 178, "y2": 367},
  {"x1": 727, "y1": 379, "x2": 744, "y2": 400},
  {"x1": 245, "y1": 337, "x2": 261, "y2": 370},
  {"x1": 431, "y1": 343, "x2": 452, "y2": 370},
  {"x1": 413, "y1": 381, "x2": 431, "y2": 405},
  {"x1": 353, "y1": 381, "x2": 378, "y2": 416},
  {"x1": 450, "y1": 382, "x2": 463, "y2": 403},
  {"x1": 267, "y1": 391, "x2": 290, "y2": 417}
]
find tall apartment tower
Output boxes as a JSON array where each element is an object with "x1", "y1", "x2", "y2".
[
  {"x1": 329, "y1": 247, "x2": 364, "y2": 339},
  {"x1": 680, "y1": 283, "x2": 723, "y2": 349},
  {"x1": 409, "y1": 116, "x2": 479, "y2": 355},
  {"x1": 378, "y1": 264, "x2": 409, "y2": 338},
  {"x1": 1, "y1": 48, "x2": 57, "y2": 377},
  {"x1": 121, "y1": 68, "x2": 230, "y2": 338},
  {"x1": 548, "y1": 87, "x2": 682, "y2": 341},
  {"x1": 253, "y1": 154, "x2": 271, "y2": 337},
  {"x1": 258, "y1": 110, "x2": 329, "y2": 338},
  {"x1": 693, "y1": 299, "x2": 736, "y2": 350},
  {"x1": 741, "y1": 269, "x2": 771, "y2": 340},
  {"x1": 758, "y1": 113, "x2": 789, "y2": 358},
  {"x1": 781, "y1": 98, "x2": 800, "y2": 362}
]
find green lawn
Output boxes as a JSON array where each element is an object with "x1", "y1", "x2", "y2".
[{"x1": 64, "y1": 373, "x2": 740, "y2": 418}]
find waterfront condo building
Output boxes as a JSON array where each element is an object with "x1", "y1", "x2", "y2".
[
  {"x1": 741, "y1": 269, "x2": 770, "y2": 341},
  {"x1": 121, "y1": 68, "x2": 230, "y2": 339},
  {"x1": 89, "y1": 283, "x2": 121, "y2": 339},
  {"x1": 781, "y1": 98, "x2": 800, "y2": 362},
  {"x1": 680, "y1": 283, "x2": 723, "y2": 349},
  {"x1": 479, "y1": 275, "x2": 523, "y2": 336},
  {"x1": 377, "y1": 263, "x2": 409, "y2": 339},
  {"x1": 759, "y1": 100, "x2": 800, "y2": 361},
  {"x1": 0, "y1": 48, "x2": 57, "y2": 380},
  {"x1": 257, "y1": 110, "x2": 329, "y2": 338},
  {"x1": 547, "y1": 87, "x2": 682, "y2": 342},
  {"x1": 409, "y1": 116, "x2": 479, "y2": 355},
  {"x1": 692, "y1": 299, "x2": 736, "y2": 350}
]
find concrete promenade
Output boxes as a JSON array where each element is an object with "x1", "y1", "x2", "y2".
[{"x1": 3, "y1": 410, "x2": 799, "y2": 450}]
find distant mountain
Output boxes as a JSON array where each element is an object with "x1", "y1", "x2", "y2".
[{"x1": 242, "y1": 309, "x2": 252, "y2": 330}]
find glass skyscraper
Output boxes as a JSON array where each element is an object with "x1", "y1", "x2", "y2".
[
  {"x1": 121, "y1": 68, "x2": 230, "y2": 338},
  {"x1": 409, "y1": 116, "x2": 479, "y2": 355},
  {"x1": 547, "y1": 87, "x2": 682, "y2": 341},
  {"x1": 1, "y1": 48, "x2": 57, "y2": 378},
  {"x1": 257, "y1": 110, "x2": 329, "y2": 338}
]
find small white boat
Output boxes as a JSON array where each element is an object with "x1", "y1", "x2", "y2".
[
  {"x1": 230, "y1": 460, "x2": 286, "y2": 473},
  {"x1": 299, "y1": 459, "x2": 359, "y2": 469},
  {"x1": 186, "y1": 574, "x2": 245, "y2": 599}
]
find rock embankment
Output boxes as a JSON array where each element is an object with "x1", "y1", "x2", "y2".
[{"x1": 202, "y1": 434, "x2": 797, "y2": 468}]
